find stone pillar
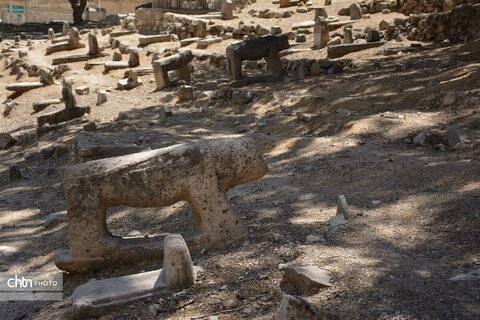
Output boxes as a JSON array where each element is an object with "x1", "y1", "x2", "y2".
[
  {"x1": 48, "y1": 28, "x2": 55, "y2": 40},
  {"x1": 350, "y1": 2, "x2": 363, "y2": 20},
  {"x1": 62, "y1": 21, "x2": 70, "y2": 36},
  {"x1": 128, "y1": 49, "x2": 140, "y2": 68},
  {"x1": 88, "y1": 33, "x2": 100, "y2": 56},
  {"x1": 68, "y1": 27, "x2": 80, "y2": 46},
  {"x1": 160, "y1": 234, "x2": 195, "y2": 290},
  {"x1": 313, "y1": 17, "x2": 329, "y2": 49},
  {"x1": 344, "y1": 28, "x2": 353, "y2": 44},
  {"x1": 221, "y1": 0, "x2": 233, "y2": 20}
]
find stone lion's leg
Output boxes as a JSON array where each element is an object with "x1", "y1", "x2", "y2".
[
  {"x1": 265, "y1": 50, "x2": 285, "y2": 76},
  {"x1": 55, "y1": 191, "x2": 108, "y2": 272},
  {"x1": 185, "y1": 177, "x2": 247, "y2": 247}
]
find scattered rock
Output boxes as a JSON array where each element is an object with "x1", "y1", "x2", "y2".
[
  {"x1": 83, "y1": 122, "x2": 97, "y2": 132},
  {"x1": 413, "y1": 132, "x2": 426, "y2": 146},
  {"x1": 178, "y1": 85, "x2": 194, "y2": 101},
  {"x1": 447, "y1": 124, "x2": 469, "y2": 148},
  {"x1": 305, "y1": 234, "x2": 321, "y2": 244},
  {"x1": 149, "y1": 303, "x2": 161, "y2": 315},
  {"x1": 281, "y1": 265, "x2": 333, "y2": 295},
  {"x1": 44, "y1": 210, "x2": 67, "y2": 228},
  {"x1": 325, "y1": 213, "x2": 346, "y2": 238},
  {"x1": 0, "y1": 133, "x2": 17, "y2": 149},
  {"x1": 442, "y1": 91, "x2": 457, "y2": 106},
  {"x1": 75, "y1": 86, "x2": 90, "y2": 95},
  {"x1": 275, "y1": 294, "x2": 322, "y2": 320},
  {"x1": 118, "y1": 111, "x2": 128, "y2": 121}
]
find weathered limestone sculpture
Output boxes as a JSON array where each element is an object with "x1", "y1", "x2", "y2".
[
  {"x1": 152, "y1": 50, "x2": 193, "y2": 90},
  {"x1": 55, "y1": 136, "x2": 268, "y2": 273},
  {"x1": 226, "y1": 34, "x2": 290, "y2": 81},
  {"x1": 37, "y1": 78, "x2": 90, "y2": 127}
]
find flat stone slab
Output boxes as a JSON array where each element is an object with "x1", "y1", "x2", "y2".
[
  {"x1": 52, "y1": 53, "x2": 109, "y2": 65},
  {"x1": 109, "y1": 30, "x2": 138, "y2": 38},
  {"x1": 139, "y1": 34, "x2": 175, "y2": 46},
  {"x1": 281, "y1": 265, "x2": 333, "y2": 295},
  {"x1": 46, "y1": 41, "x2": 85, "y2": 55},
  {"x1": 123, "y1": 67, "x2": 154, "y2": 77},
  {"x1": 383, "y1": 45, "x2": 426, "y2": 56},
  {"x1": 327, "y1": 20, "x2": 357, "y2": 31},
  {"x1": 72, "y1": 265, "x2": 202, "y2": 318},
  {"x1": 6, "y1": 82, "x2": 44, "y2": 92},
  {"x1": 328, "y1": 41, "x2": 385, "y2": 59},
  {"x1": 33, "y1": 98, "x2": 62, "y2": 112}
]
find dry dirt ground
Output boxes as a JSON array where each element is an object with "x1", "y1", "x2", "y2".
[{"x1": 1, "y1": 0, "x2": 480, "y2": 319}]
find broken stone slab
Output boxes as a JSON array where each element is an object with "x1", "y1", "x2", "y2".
[
  {"x1": 327, "y1": 20, "x2": 356, "y2": 31},
  {"x1": 275, "y1": 294, "x2": 322, "y2": 320},
  {"x1": 117, "y1": 71, "x2": 143, "y2": 90},
  {"x1": 384, "y1": 45, "x2": 426, "y2": 56},
  {"x1": 336, "y1": 194, "x2": 352, "y2": 219},
  {"x1": 327, "y1": 42, "x2": 385, "y2": 59},
  {"x1": 70, "y1": 234, "x2": 200, "y2": 318},
  {"x1": 139, "y1": 34, "x2": 176, "y2": 46},
  {"x1": 109, "y1": 30, "x2": 137, "y2": 38},
  {"x1": 55, "y1": 137, "x2": 268, "y2": 273},
  {"x1": 6, "y1": 82, "x2": 44, "y2": 93},
  {"x1": 37, "y1": 107, "x2": 90, "y2": 127},
  {"x1": 33, "y1": 98, "x2": 63, "y2": 113},
  {"x1": 180, "y1": 37, "x2": 202, "y2": 47},
  {"x1": 103, "y1": 61, "x2": 129, "y2": 73},
  {"x1": 52, "y1": 52, "x2": 109, "y2": 65},
  {"x1": 197, "y1": 37, "x2": 223, "y2": 49},
  {"x1": 447, "y1": 124, "x2": 470, "y2": 148},
  {"x1": 0, "y1": 132, "x2": 17, "y2": 149},
  {"x1": 51, "y1": 36, "x2": 69, "y2": 44},
  {"x1": 123, "y1": 67, "x2": 154, "y2": 78},
  {"x1": 281, "y1": 265, "x2": 333, "y2": 295},
  {"x1": 84, "y1": 61, "x2": 105, "y2": 70}
]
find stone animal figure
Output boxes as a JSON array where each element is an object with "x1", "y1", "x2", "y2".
[
  {"x1": 55, "y1": 136, "x2": 269, "y2": 272},
  {"x1": 153, "y1": 50, "x2": 194, "y2": 89},
  {"x1": 226, "y1": 33, "x2": 290, "y2": 81}
]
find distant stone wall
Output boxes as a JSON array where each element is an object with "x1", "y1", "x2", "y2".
[
  {"x1": 398, "y1": 0, "x2": 475, "y2": 15},
  {"x1": 25, "y1": 7, "x2": 72, "y2": 23},
  {"x1": 134, "y1": 8, "x2": 208, "y2": 38},
  {"x1": 407, "y1": 4, "x2": 480, "y2": 42}
]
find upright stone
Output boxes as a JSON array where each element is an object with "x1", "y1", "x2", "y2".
[
  {"x1": 62, "y1": 77, "x2": 77, "y2": 109},
  {"x1": 39, "y1": 68, "x2": 54, "y2": 85},
  {"x1": 62, "y1": 21, "x2": 70, "y2": 36},
  {"x1": 221, "y1": 0, "x2": 234, "y2": 20},
  {"x1": 275, "y1": 295, "x2": 322, "y2": 320},
  {"x1": 48, "y1": 28, "x2": 55, "y2": 40},
  {"x1": 88, "y1": 33, "x2": 100, "y2": 55},
  {"x1": 128, "y1": 49, "x2": 140, "y2": 68},
  {"x1": 68, "y1": 27, "x2": 80, "y2": 46},
  {"x1": 336, "y1": 194, "x2": 352, "y2": 219},
  {"x1": 159, "y1": 234, "x2": 195, "y2": 290},
  {"x1": 350, "y1": 2, "x2": 363, "y2": 20},
  {"x1": 112, "y1": 51, "x2": 122, "y2": 61},
  {"x1": 367, "y1": 29, "x2": 380, "y2": 42},
  {"x1": 314, "y1": 7, "x2": 328, "y2": 20},
  {"x1": 313, "y1": 17, "x2": 329, "y2": 49},
  {"x1": 344, "y1": 28, "x2": 354, "y2": 44}
]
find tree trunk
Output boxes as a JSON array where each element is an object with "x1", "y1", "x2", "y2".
[{"x1": 69, "y1": 0, "x2": 87, "y2": 25}]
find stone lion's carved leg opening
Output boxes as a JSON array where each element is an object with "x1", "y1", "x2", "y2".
[{"x1": 106, "y1": 203, "x2": 195, "y2": 239}]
